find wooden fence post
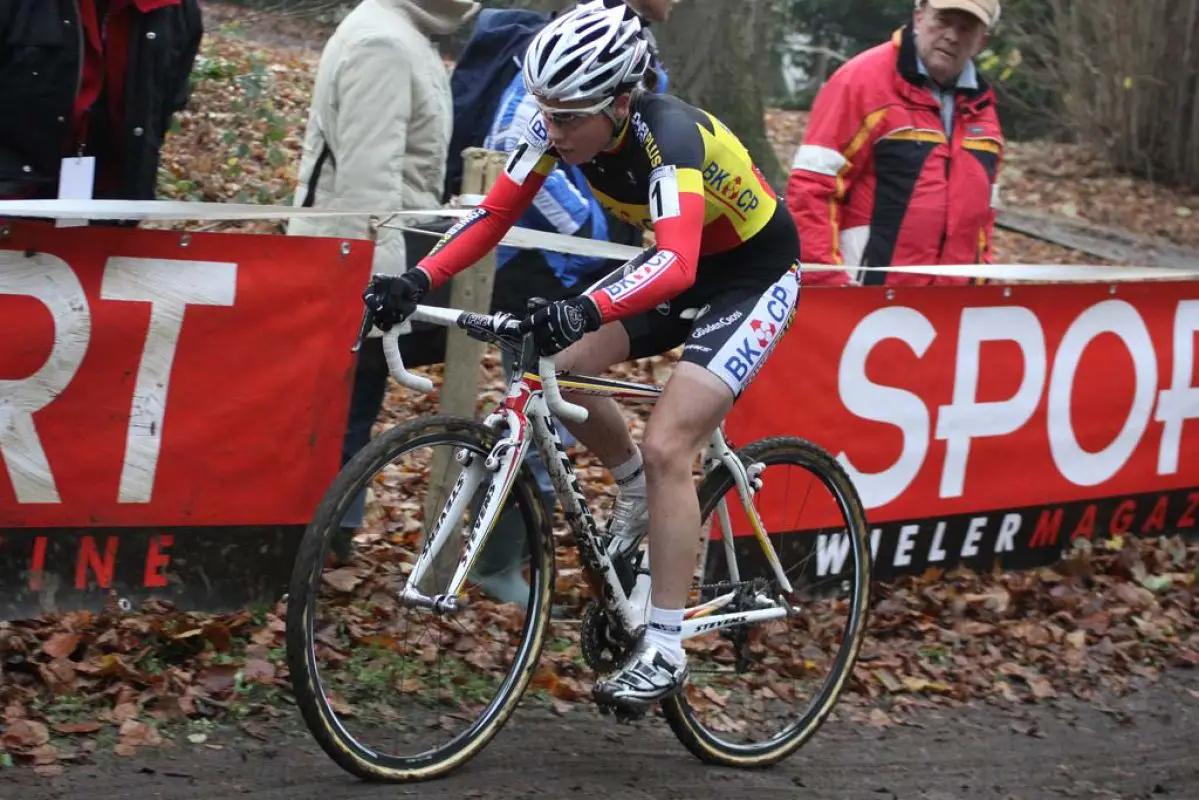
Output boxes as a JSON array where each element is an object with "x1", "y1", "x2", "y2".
[{"x1": 423, "y1": 148, "x2": 507, "y2": 586}]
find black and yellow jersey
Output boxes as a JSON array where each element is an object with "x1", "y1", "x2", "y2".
[
  {"x1": 418, "y1": 91, "x2": 793, "y2": 322},
  {"x1": 577, "y1": 92, "x2": 780, "y2": 251}
]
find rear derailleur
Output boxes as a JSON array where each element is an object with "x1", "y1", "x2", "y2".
[{"x1": 705, "y1": 576, "x2": 773, "y2": 674}]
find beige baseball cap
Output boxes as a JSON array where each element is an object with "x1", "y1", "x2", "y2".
[{"x1": 924, "y1": 0, "x2": 1001, "y2": 27}]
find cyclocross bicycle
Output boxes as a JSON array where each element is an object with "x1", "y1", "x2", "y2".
[{"x1": 285, "y1": 301, "x2": 872, "y2": 782}]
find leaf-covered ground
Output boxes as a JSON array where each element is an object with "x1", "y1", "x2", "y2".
[
  {"x1": 3, "y1": 1, "x2": 1198, "y2": 775},
  {"x1": 2, "y1": 531, "x2": 1194, "y2": 772}
]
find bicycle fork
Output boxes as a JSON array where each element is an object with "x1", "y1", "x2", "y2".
[{"x1": 399, "y1": 408, "x2": 531, "y2": 613}]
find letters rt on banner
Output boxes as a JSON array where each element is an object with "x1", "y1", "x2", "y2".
[
  {"x1": 0, "y1": 222, "x2": 372, "y2": 617},
  {"x1": 722, "y1": 281, "x2": 1199, "y2": 581}
]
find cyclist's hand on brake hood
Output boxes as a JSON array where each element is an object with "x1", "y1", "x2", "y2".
[
  {"x1": 363, "y1": 269, "x2": 431, "y2": 331},
  {"x1": 523, "y1": 296, "x2": 602, "y2": 356}
]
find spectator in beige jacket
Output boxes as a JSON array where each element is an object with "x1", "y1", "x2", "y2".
[
  {"x1": 287, "y1": 0, "x2": 479, "y2": 563},
  {"x1": 289, "y1": 0, "x2": 479, "y2": 274}
]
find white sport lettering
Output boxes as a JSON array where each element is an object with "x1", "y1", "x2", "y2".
[
  {"x1": 837, "y1": 298, "x2": 1196, "y2": 510},
  {"x1": 101, "y1": 258, "x2": 238, "y2": 503},
  {"x1": 1, "y1": 253, "x2": 238, "y2": 506},
  {"x1": 0, "y1": 252, "x2": 91, "y2": 502}
]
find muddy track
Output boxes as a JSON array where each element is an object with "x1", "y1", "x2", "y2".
[{"x1": 10, "y1": 672, "x2": 1196, "y2": 800}]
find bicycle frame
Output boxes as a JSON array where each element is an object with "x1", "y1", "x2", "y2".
[{"x1": 380, "y1": 304, "x2": 796, "y2": 642}]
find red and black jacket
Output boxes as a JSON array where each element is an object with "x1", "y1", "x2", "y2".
[
  {"x1": 0, "y1": 0, "x2": 202, "y2": 201},
  {"x1": 785, "y1": 23, "x2": 1004, "y2": 286}
]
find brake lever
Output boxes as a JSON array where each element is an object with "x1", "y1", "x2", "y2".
[{"x1": 351, "y1": 305, "x2": 374, "y2": 353}]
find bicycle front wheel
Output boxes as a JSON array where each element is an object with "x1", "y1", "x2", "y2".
[
  {"x1": 661, "y1": 436, "x2": 871, "y2": 768},
  {"x1": 285, "y1": 415, "x2": 556, "y2": 782}
]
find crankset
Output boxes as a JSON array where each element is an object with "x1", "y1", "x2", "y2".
[
  {"x1": 579, "y1": 600, "x2": 631, "y2": 674},
  {"x1": 580, "y1": 603, "x2": 653, "y2": 724}
]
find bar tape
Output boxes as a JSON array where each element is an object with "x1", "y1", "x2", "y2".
[{"x1": 2, "y1": 198, "x2": 1197, "y2": 283}]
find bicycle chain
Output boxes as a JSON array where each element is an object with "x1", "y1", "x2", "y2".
[{"x1": 692, "y1": 576, "x2": 770, "y2": 595}]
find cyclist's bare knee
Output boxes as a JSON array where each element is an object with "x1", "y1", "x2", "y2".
[{"x1": 641, "y1": 363, "x2": 734, "y2": 482}]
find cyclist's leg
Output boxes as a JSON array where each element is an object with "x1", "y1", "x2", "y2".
[
  {"x1": 640, "y1": 363, "x2": 734, "y2": 609},
  {"x1": 555, "y1": 283, "x2": 697, "y2": 564},
  {"x1": 594, "y1": 259, "x2": 801, "y2": 707},
  {"x1": 647, "y1": 259, "x2": 802, "y2": 605},
  {"x1": 552, "y1": 321, "x2": 638, "y2": 468},
  {"x1": 552, "y1": 247, "x2": 690, "y2": 469}
]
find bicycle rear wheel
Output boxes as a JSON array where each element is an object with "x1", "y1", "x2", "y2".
[
  {"x1": 661, "y1": 436, "x2": 871, "y2": 767},
  {"x1": 285, "y1": 415, "x2": 555, "y2": 782}
]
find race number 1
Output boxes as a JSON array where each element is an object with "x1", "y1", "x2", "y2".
[
  {"x1": 503, "y1": 138, "x2": 548, "y2": 187},
  {"x1": 649, "y1": 165, "x2": 682, "y2": 222}
]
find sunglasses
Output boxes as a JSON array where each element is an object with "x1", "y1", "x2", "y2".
[{"x1": 535, "y1": 96, "x2": 615, "y2": 127}]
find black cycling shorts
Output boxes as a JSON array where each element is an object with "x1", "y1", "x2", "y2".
[{"x1": 586, "y1": 204, "x2": 802, "y2": 398}]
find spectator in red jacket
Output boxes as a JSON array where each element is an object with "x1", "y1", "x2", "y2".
[
  {"x1": 0, "y1": 0, "x2": 202, "y2": 205},
  {"x1": 786, "y1": 0, "x2": 1004, "y2": 286}
]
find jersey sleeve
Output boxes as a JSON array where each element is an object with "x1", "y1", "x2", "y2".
[
  {"x1": 417, "y1": 115, "x2": 558, "y2": 291},
  {"x1": 587, "y1": 104, "x2": 707, "y2": 322}
]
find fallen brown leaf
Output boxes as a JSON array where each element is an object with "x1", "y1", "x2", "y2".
[
  {"x1": 29, "y1": 744, "x2": 58, "y2": 766},
  {"x1": 202, "y1": 622, "x2": 233, "y2": 652},
  {"x1": 328, "y1": 694, "x2": 356, "y2": 717},
  {"x1": 38, "y1": 659, "x2": 77, "y2": 696},
  {"x1": 242, "y1": 658, "x2": 276, "y2": 685},
  {"x1": 0, "y1": 719, "x2": 49, "y2": 750},
  {"x1": 194, "y1": 664, "x2": 239, "y2": 696},
  {"x1": 42, "y1": 632, "x2": 81, "y2": 660},
  {"x1": 112, "y1": 701, "x2": 139, "y2": 723},
  {"x1": 118, "y1": 719, "x2": 164, "y2": 748},
  {"x1": 323, "y1": 567, "x2": 365, "y2": 593},
  {"x1": 1028, "y1": 676, "x2": 1057, "y2": 700},
  {"x1": 867, "y1": 708, "x2": 893, "y2": 728}
]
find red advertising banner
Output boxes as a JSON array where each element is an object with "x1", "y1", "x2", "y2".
[
  {"x1": 725, "y1": 280, "x2": 1199, "y2": 578},
  {"x1": 0, "y1": 222, "x2": 372, "y2": 616}
]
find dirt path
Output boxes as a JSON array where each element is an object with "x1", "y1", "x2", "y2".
[{"x1": 9, "y1": 672, "x2": 1196, "y2": 800}]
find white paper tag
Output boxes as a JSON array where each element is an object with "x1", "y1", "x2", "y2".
[{"x1": 57, "y1": 157, "x2": 96, "y2": 228}]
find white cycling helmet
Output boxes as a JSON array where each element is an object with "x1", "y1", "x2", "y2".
[{"x1": 522, "y1": 0, "x2": 652, "y2": 103}]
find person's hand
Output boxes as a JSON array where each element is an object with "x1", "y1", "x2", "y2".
[
  {"x1": 523, "y1": 296, "x2": 602, "y2": 356},
  {"x1": 362, "y1": 269, "x2": 431, "y2": 331}
]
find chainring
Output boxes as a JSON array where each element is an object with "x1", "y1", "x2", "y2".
[{"x1": 580, "y1": 601, "x2": 630, "y2": 674}]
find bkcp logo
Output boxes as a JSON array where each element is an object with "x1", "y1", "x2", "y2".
[
  {"x1": 715, "y1": 278, "x2": 797, "y2": 388},
  {"x1": 750, "y1": 318, "x2": 777, "y2": 348},
  {"x1": 604, "y1": 251, "x2": 675, "y2": 306},
  {"x1": 702, "y1": 160, "x2": 760, "y2": 217}
]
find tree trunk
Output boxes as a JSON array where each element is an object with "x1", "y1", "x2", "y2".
[{"x1": 654, "y1": 0, "x2": 786, "y2": 191}]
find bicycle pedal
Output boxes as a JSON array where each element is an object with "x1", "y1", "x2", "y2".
[
  {"x1": 613, "y1": 706, "x2": 646, "y2": 724},
  {"x1": 594, "y1": 698, "x2": 646, "y2": 724}
]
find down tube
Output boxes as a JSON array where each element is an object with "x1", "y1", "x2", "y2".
[{"x1": 528, "y1": 405, "x2": 637, "y2": 625}]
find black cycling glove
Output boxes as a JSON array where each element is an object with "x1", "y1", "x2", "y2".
[
  {"x1": 362, "y1": 269, "x2": 431, "y2": 331},
  {"x1": 526, "y1": 296, "x2": 603, "y2": 356}
]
